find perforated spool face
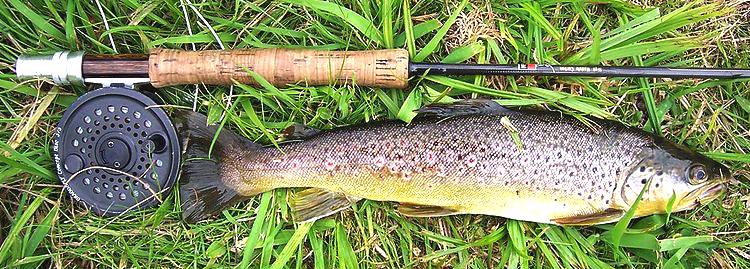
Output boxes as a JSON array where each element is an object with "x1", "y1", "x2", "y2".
[{"x1": 53, "y1": 87, "x2": 179, "y2": 216}]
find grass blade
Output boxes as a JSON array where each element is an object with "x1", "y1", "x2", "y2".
[
  {"x1": 239, "y1": 192, "x2": 274, "y2": 268},
  {"x1": 64, "y1": 0, "x2": 77, "y2": 48},
  {"x1": 399, "y1": 0, "x2": 415, "y2": 56},
  {"x1": 0, "y1": 189, "x2": 50, "y2": 265},
  {"x1": 7, "y1": 0, "x2": 65, "y2": 42},
  {"x1": 606, "y1": 180, "x2": 651, "y2": 257},
  {"x1": 441, "y1": 42, "x2": 484, "y2": 63},
  {"x1": 0, "y1": 141, "x2": 55, "y2": 180},
  {"x1": 380, "y1": 0, "x2": 394, "y2": 48},
  {"x1": 396, "y1": 89, "x2": 422, "y2": 122},
  {"x1": 286, "y1": 0, "x2": 383, "y2": 45},
  {"x1": 335, "y1": 223, "x2": 359, "y2": 269},
  {"x1": 633, "y1": 56, "x2": 662, "y2": 136},
  {"x1": 269, "y1": 222, "x2": 313, "y2": 269},
  {"x1": 413, "y1": 0, "x2": 468, "y2": 62}
]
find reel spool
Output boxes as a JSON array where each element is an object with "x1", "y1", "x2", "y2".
[{"x1": 53, "y1": 87, "x2": 180, "y2": 216}]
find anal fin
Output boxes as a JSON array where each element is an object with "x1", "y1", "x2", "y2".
[
  {"x1": 552, "y1": 208, "x2": 625, "y2": 225},
  {"x1": 398, "y1": 203, "x2": 459, "y2": 217},
  {"x1": 290, "y1": 188, "x2": 361, "y2": 223}
]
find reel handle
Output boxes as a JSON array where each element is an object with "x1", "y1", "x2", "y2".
[{"x1": 148, "y1": 48, "x2": 410, "y2": 89}]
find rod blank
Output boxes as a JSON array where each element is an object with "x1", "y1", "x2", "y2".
[{"x1": 409, "y1": 63, "x2": 750, "y2": 79}]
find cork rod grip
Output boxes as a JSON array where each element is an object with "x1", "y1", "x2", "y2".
[{"x1": 148, "y1": 48, "x2": 410, "y2": 88}]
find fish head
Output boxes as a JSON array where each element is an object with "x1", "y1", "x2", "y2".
[{"x1": 619, "y1": 138, "x2": 731, "y2": 216}]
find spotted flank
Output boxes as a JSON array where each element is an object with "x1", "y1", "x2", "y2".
[{"x1": 176, "y1": 100, "x2": 731, "y2": 225}]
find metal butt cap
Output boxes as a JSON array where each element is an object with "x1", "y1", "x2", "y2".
[{"x1": 15, "y1": 51, "x2": 85, "y2": 85}]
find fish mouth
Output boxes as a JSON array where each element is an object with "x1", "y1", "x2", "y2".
[
  {"x1": 680, "y1": 182, "x2": 725, "y2": 210},
  {"x1": 697, "y1": 183, "x2": 725, "y2": 203}
]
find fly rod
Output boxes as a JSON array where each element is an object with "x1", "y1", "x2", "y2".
[
  {"x1": 15, "y1": 49, "x2": 750, "y2": 88},
  {"x1": 19, "y1": 49, "x2": 746, "y2": 217}
]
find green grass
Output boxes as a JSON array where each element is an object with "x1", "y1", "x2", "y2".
[{"x1": 1, "y1": 0, "x2": 749, "y2": 268}]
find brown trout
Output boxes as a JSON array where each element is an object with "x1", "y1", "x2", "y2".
[{"x1": 175, "y1": 100, "x2": 730, "y2": 225}]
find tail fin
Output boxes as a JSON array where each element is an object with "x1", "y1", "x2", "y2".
[{"x1": 172, "y1": 110, "x2": 257, "y2": 223}]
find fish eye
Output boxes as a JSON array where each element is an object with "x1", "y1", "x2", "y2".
[{"x1": 687, "y1": 164, "x2": 707, "y2": 184}]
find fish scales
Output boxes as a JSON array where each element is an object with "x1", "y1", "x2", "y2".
[
  {"x1": 176, "y1": 104, "x2": 729, "y2": 225},
  {"x1": 221, "y1": 112, "x2": 646, "y2": 223}
]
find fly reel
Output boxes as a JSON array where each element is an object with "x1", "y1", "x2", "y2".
[{"x1": 53, "y1": 87, "x2": 180, "y2": 216}]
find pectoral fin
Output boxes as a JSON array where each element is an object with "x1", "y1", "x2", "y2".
[
  {"x1": 552, "y1": 208, "x2": 625, "y2": 225},
  {"x1": 289, "y1": 188, "x2": 361, "y2": 223},
  {"x1": 397, "y1": 203, "x2": 460, "y2": 217}
]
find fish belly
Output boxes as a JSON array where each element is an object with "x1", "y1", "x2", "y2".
[{"x1": 325, "y1": 172, "x2": 603, "y2": 224}]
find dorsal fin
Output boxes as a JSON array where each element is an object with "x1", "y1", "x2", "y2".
[
  {"x1": 416, "y1": 99, "x2": 512, "y2": 118},
  {"x1": 281, "y1": 123, "x2": 321, "y2": 140}
]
